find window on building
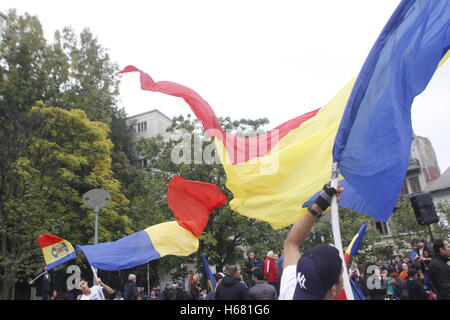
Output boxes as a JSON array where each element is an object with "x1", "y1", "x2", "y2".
[
  {"x1": 401, "y1": 181, "x2": 409, "y2": 196},
  {"x1": 137, "y1": 159, "x2": 147, "y2": 168},
  {"x1": 136, "y1": 122, "x2": 148, "y2": 133},
  {"x1": 408, "y1": 176, "x2": 421, "y2": 194},
  {"x1": 375, "y1": 221, "x2": 390, "y2": 236}
]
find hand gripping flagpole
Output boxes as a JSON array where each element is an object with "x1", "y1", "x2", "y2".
[{"x1": 331, "y1": 162, "x2": 354, "y2": 300}]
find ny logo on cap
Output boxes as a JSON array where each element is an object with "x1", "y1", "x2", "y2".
[{"x1": 297, "y1": 272, "x2": 307, "y2": 290}]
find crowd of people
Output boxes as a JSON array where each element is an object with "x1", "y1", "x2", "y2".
[
  {"x1": 349, "y1": 238, "x2": 450, "y2": 300},
  {"x1": 29, "y1": 184, "x2": 449, "y2": 301}
]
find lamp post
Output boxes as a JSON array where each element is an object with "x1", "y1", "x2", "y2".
[{"x1": 82, "y1": 189, "x2": 111, "y2": 283}]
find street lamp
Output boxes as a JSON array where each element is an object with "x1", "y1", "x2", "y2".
[
  {"x1": 82, "y1": 189, "x2": 111, "y2": 285},
  {"x1": 82, "y1": 189, "x2": 111, "y2": 245}
]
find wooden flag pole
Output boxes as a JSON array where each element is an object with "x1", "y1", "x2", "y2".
[{"x1": 331, "y1": 162, "x2": 354, "y2": 300}]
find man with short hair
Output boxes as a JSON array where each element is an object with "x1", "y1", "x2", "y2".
[
  {"x1": 249, "y1": 268, "x2": 278, "y2": 300},
  {"x1": 215, "y1": 265, "x2": 252, "y2": 300},
  {"x1": 411, "y1": 238, "x2": 433, "y2": 291},
  {"x1": 123, "y1": 274, "x2": 141, "y2": 300},
  {"x1": 429, "y1": 239, "x2": 450, "y2": 300},
  {"x1": 244, "y1": 250, "x2": 263, "y2": 286},
  {"x1": 279, "y1": 183, "x2": 345, "y2": 300},
  {"x1": 78, "y1": 278, "x2": 114, "y2": 300},
  {"x1": 29, "y1": 265, "x2": 53, "y2": 300},
  {"x1": 400, "y1": 269, "x2": 428, "y2": 300}
]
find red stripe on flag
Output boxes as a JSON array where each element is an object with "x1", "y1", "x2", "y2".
[
  {"x1": 167, "y1": 176, "x2": 227, "y2": 238},
  {"x1": 119, "y1": 66, "x2": 320, "y2": 164},
  {"x1": 37, "y1": 234, "x2": 65, "y2": 248}
]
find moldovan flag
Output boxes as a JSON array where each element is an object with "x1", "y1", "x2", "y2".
[
  {"x1": 119, "y1": 65, "x2": 354, "y2": 229},
  {"x1": 76, "y1": 177, "x2": 227, "y2": 271},
  {"x1": 333, "y1": 0, "x2": 450, "y2": 223},
  {"x1": 37, "y1": 234, "x2": 76, "y2": 270}
]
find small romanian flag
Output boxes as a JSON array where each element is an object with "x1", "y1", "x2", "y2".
[
  {"x1": 37, "y1": 234, "x2": 77, "y2": 270},
  {"x1": 344, "y1": 224, "x2": 367, "y2": 266}
]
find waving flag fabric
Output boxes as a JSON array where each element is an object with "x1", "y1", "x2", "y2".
[
  {"x1": 76, "y1": 177, "x2": 227, "y2": 271},
  {"x1": 202, "y1": 255, "x2": 217, "y2": 292},
  {"x1": 344, "y1": 224, "x2": 367, "y2": 265},
  {"x1": 333, "y1": 0, "x2": 450, "y2": 223},
  {"x1": 120, "y1": 65, "x2": 354, "y2": 229},
  {"x1": 37, "y1": 234, "x2": 76, "y2": 270},
  {"x1": 168, "y1": 176, "x2": 227, "y2": 237}
]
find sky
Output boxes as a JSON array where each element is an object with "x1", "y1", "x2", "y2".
[{"x1": 2, "y1": 1, "x2": 450, "y2": 171}]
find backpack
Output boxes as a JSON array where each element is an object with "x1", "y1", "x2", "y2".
[
  {"x1": 400, "y1": 282, "x2": 410, "y2": 300},
  {"x1": 123, "y1": 282, "x2": 136, "y2": 300}
]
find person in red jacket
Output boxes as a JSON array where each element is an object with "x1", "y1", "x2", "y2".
[{"x1": 264, "y1": 251, "x2": 280, "y2": 296}]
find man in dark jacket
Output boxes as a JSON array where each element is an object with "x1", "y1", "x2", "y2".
[
  {"x1": 243, "y1": 251, "x2": 263, "y2": 286},
  {"x1": 429, "y1": 239, "x2": 450, "y2": 300},
  {"x1": 411, "y1": 238, "x2": 434, "y2": 291},
  {"x1": 29, "y1": 266, "x2": 53, "y2": 300},
  {"x1": 249, "y1": 268, "x2": 277, "y2": 300},
  {"x1": 215, "y1": 265, "x2": 252, "y2": 300},
  {"x1": 401, "y1": 269, "x2": 428, "y2": 300},
  {"x1": 123, "y1": 274, "x2": 141, "y2": 300}
]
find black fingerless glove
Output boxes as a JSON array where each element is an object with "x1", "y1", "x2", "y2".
[{"x1": 314, "y1": 183, "x2": 338, "y2": 211}]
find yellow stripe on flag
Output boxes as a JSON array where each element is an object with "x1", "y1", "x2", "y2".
[
  {"x1": 438, "y1": 49, "x2": 450, "y2": 69},
  {"x1": 216, "y1": 80, "x2": 355, "y2": 229},
  {"x1": 42, "y1": 240, "x2": 76, "y2": 266},
  {"x1": 145, "y1": 221, "x2": 199, "y2": 257}
]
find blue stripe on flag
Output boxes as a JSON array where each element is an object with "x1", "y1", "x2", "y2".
[
  {"x1": 47, "y1": 251, "x2": 77, "y2": 271},
  {"x1": 332, "y1": 0, "x2": 450, "y2": 222},
  {"x1": 76, "y1": 231, "x2": 161, "y2": 271}
]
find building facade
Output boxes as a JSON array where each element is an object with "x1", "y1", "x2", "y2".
[
  {"x1": 373, "y1": 135, "x2": 443, "y2": 247},
  {"x1": 424, "y1": 166, "x2": 450, "y2": 227},
  {"x1": 127, "y1": 109, "x2": 173, "y2": 167},
  {"x1": 127, "y1": 109, "x2": 172, "y2": 140}
]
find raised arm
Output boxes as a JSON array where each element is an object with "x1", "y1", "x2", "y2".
[
  {"x1": 97, "y1": 279, "x2": 115, "y2": 295},
  {"x1": 283, "y1": 184, "x2": 343, "y2": 269}
]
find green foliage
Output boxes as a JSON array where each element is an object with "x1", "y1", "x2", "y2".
[
  {"x1": 390, "y1": 199, "x2": 450, "y2": 254},
  {"x1": 0, "y1": 104, "x2": 131, "y2": 296},
  {"x1": 129, "y1": 115, "x2": 287, "y2": 279},
  {"x1": 0, "y1": 10, "x2": 135, "y2": 298}
]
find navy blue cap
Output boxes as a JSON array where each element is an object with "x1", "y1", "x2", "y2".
[{"x1": 293, "y1": 245, "x2": 343, "y2": 300}]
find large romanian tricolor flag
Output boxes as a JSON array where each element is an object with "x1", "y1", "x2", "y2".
[
  {"x1": 120, "y1": 1, "x2": 449, "y2": 229},
  {"x1": 76, "y1": 177, "x2": 227, "y2": 271},
  {"x1": 333, "y1": 0, "x2": 450, "y2": 223},
  {"x1": 119, "y1": 65, "x2": 354, "y2": 229},
  {"x1": 37, "y1": 234, "x2": 77, "y2": 270}
]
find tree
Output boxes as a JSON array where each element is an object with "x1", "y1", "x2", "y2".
[
  {"x1": 127, "y1": 115, "x2": 286, "y2": 280},
  {"x1": 0, "y1": 103, "x2": 131, "y2": 299},
  {"x1": 390, "y1": 199, "x2": 450, "y2": 254}
]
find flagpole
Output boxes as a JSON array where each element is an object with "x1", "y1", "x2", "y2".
[
  {"x1": 331, "y1": 162, "x2": 354, "y2": 300},
  {"x1": 90, "y1": 265, "x2": 106, "y2": 300},
  {"x1": 30, "y1": 271, "x2": 47, "y2": 284}
]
